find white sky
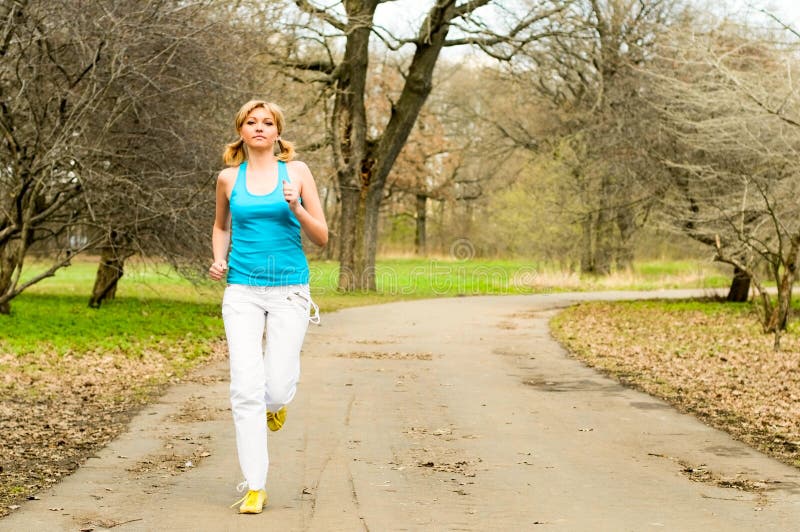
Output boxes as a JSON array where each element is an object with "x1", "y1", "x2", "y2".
[
  {"x1": 740, "y1": 0, "x2": 800, "y2": 21},
  {"x1": 729, "y1": 0, "x2": 800, "y2": 26},
  {"x1": 373, "y1": 1, "x2": 800, "y2": 28},
  {"x1": 369, "y1": 1, "x2": 800, "y2": 56}
]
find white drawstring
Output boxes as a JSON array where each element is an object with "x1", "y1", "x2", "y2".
[
  {"x1": 288, "y1": 290, "x2": 321, "y2": 325},
  {"x1": 236, "y1": 480, "x2": 247, "y2": 493},
  {"x1": 309, "y1": 299, "x2": 321, "y2": 325}
]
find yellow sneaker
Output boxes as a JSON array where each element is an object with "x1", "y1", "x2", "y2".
[
  {"x1": 267, "y1": 406, "x2": 287, "y2": 432},
  {"x1": 231, "y1": 489, "x2": 267, "y2": 514}
]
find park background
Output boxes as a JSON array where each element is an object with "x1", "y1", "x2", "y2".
[{"x1": 2, "y1": 0, "x2": 800, "y2": 518}]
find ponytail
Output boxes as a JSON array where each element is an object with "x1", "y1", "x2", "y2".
[
  {"x1": 276, "y1": 138, "x2": 296, "y2": 162},
  {"x1": 223, "y1": 138, "x2": 246, "y2": 166}
]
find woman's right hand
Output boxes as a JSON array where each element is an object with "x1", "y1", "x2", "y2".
[{"x1": 209, "y1": 260, "x2": 227, "y2": 281}]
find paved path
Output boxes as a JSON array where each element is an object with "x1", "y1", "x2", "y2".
[{"x1": 3, "y1": 290, "x2": 800, "y2": 531}]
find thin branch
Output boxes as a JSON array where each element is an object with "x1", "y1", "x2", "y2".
[{"x1": 294, "y1": 0, "x2": 347, "y2": 32}]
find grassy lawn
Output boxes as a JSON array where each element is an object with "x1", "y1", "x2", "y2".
[
  {"x1": 0, "y1": 256, "x2": 730, "y2": 516},
  {"x1": 551, "y1": 299, "x2": 800, "y2": 468},
  {"x1": 6, "y1": 257, "x2": 731, "y2": 354}
]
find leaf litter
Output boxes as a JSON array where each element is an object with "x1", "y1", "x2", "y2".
[
  {"x1": 0, "y1": 339, "x2": 226, "y2": 517},
  {"x1": 551, "y1": 300, "x2": 800, "y2": 468}
]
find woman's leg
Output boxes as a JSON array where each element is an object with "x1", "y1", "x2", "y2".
[
  {"x1": 222, "y1": 286, "x2": 269, "y2": 491},
  {"x1": 263, "y1": 285, "x2": 310, "y2": 413}
]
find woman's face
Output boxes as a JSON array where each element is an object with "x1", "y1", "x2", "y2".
[{"x1": 240, "y1": 107, "x2": 279, "y2": 149}]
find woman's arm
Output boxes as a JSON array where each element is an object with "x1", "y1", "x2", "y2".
[
  {"x1": 209, "y1": 169, "x2": 234, "y2": 281},
  {"x1": 285, "y1": 161, "x2": 328, "y2": 247}
]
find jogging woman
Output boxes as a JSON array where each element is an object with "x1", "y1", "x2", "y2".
[{"x1": 209, "y1": 100, "x2": 328, "y2": 514}]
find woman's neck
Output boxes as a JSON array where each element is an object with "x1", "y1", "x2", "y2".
[{"x1": 247, "y1": 149, "x2": 278, "y2": 170}]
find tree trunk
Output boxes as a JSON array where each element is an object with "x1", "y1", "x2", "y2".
[
  {"x1": 0, "y1": 226, "x2": 32, "y2": 315},
  {"x1": 594, "y1": 178, "x2": 614, "y2": 276},
  {"x1": 89, "y1": 231, "x2": 131, "y2": 308},
  {"x1": 320, "y1": 182, "x2": 337, "y2": 261},
  {"x1": 337, "y1": 186, "x2": 372, "y2": 291},
  {"x1": 770, "y1": 247, "x2": 797, "y2": 350},
  {"x1": 615, "y1": 207, "x2": 635, "y2": 271},
  {"x1": 331, "y1": 1, "x2": 457, "y2": 291},
  {"x1": 363, "y1": 169, "x2": 380, "y2": 290},
  {"x1": 330, "y1": 1, "x2": 375, "y2": 291},
  {"x1": 0, "y1": 244, "x2": 19, "y2": 315},
  {"x1": 769, "y1": 276, "x2": 792, "y2": 351},
  {"x1": 756, "y1": 245, "x2": 798, "y2": 351},
  {"x1": 89, "y1": 253, "x2": 125, "y2": 308},
  {"x1": 726, "y1": 266, "x2": 751, "y2": 302},
  {"x1": 415, "y1": 194, "x2": 427, "y2": 255},
  {"x1": 580, "y1": 214, "x2": 594, "y2": 274}
]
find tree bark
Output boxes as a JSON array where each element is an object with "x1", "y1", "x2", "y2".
[
  {"x1": 415, "y1": 194, "x2": 427, "y2": 255},
  {"x1": 320, "y1": 181, "x2": 337, "y2": 261},
  {"x1": 337, "y1": 186, "x2": 369, "y2": 291},
  {"x1": 89, "y1": 231, "x2": 132, "y2": 308},
  {"x1": 330, "y1": 0, "x2": 375, "y2": 290},
  {"x1": 769, "y1": 239, "x2": 798, "y2": 350},
  {"x1": 726, "y1": 266, "x2": 751, "y2": 302},
  {"x1": 0, "y1": 244, "x2": 20, "y2": 315},
  {"x1": 615, "y1": 206, "x2": 635, "y2": 271},
  {"x1": 594, "y1": 176, "x2": 614, "y2": 275},
  {"x1": 89, "y1": 252, "x2": 124, "y2": 308},
  {"x1": 333, "y1": 1, "x2": 459, "y2": 291},
  {"x1": 580, "y1": 214, "x2": 594, "y2": 274}
]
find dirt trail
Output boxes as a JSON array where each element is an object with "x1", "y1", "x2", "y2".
[{"x1": 3, "y1": 291, "x2": 800, "y2": 531}]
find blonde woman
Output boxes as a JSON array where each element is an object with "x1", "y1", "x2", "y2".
[{"x1": 209, "y1": 100, "x2": 327, "y2": 514}]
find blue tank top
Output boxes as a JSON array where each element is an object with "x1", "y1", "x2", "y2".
[{"x1": 226, "y1": 161, "x2": 309, "y2": 286}]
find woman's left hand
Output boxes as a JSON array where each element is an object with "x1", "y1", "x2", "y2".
[{"x1": 283, "y1": 180, "x2": 300, "y2": 210}]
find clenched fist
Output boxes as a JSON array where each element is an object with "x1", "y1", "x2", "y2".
[
  {"x1": 283, "y1": 180, "x2": 300, "y2": 209},
  {"x1": 209, "y1": 260, "x2": 227, "y2": 281}
]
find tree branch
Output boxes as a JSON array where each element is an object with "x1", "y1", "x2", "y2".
[{"x1": 294, "y1": 0, "x2": 347, "y2": 32}]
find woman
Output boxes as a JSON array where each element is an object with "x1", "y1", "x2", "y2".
[{"x1": 208, "y1": 100, "x2": 328, "y2": 514}]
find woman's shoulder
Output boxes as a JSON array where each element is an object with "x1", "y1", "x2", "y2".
[
  {"x1": 217, "y1": 165, "x2": 239, "y2": 183},
  {"x1": 286, "y1": 160, "x2": 312, "y2": 178}
]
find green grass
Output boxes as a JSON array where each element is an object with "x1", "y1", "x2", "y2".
[
  {"x1": 3, "y1": 256, "x2": 733, "y2": 356},
  {"x1": 0, "y1": 294, "x2": 221, "y2": 356},
  {"x1": 633, "y1": 260, "x2": 706, "y2": 276},
  {"x1": 308, "y1": 258, "x2": 541, "y2": 301}
]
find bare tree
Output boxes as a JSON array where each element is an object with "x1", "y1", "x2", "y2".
[
  {"x1": 271, "y1": 0, "x2": 573, "y2": 290},
  {"x1": 645, "y1": 23, "x2": 800, "y2": 349},
  {"x1": 1, "y1": 1, "x2": 185, "y2": 310},
  {"x1": 381, "y1": 80, "x2": 471, "y2": 255},
  {"x1": 474, "y1": 0, "x2": 675, "y2": 273},
  {"x1": 0, "y1": 0, "x2": 283, "y2": 312}
]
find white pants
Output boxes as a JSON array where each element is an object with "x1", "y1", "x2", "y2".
[{"x1": 222, "y1": 283, "x2": 318, "y2": 491}]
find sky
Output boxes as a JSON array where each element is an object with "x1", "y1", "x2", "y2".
[
  {"x1": 362, "y1": 0, "x2": 800, "y2": 70},
  {"x1": 368, "y1": 1, "x2": 800, "y2": 64},
  {"x1": 370, "y1": 1, "x2": 800, "y2": 39},
  {"x1": 730, "y1": 0, "x2": 800, "y2": 25}
]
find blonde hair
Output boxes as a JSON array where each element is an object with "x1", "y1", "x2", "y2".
[{"x1": 222, "y1": 100, "x2": 296, "y2": 166}]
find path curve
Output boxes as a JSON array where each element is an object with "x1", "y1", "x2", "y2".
[{"x1": 3, "y1": 290, "x2": 799, "y2": 531}]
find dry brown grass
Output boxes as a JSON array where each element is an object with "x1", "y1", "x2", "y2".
[
  {"x1": 0, "y1": 341, "x2": 226, "y2": 517},
  {"x1": 550, "y1": 299, "x2": 800, "y2": 468}
]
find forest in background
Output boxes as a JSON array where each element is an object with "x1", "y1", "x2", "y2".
[{"x1": 3, "y1": 0, "x2": 800, "y2": 342}]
